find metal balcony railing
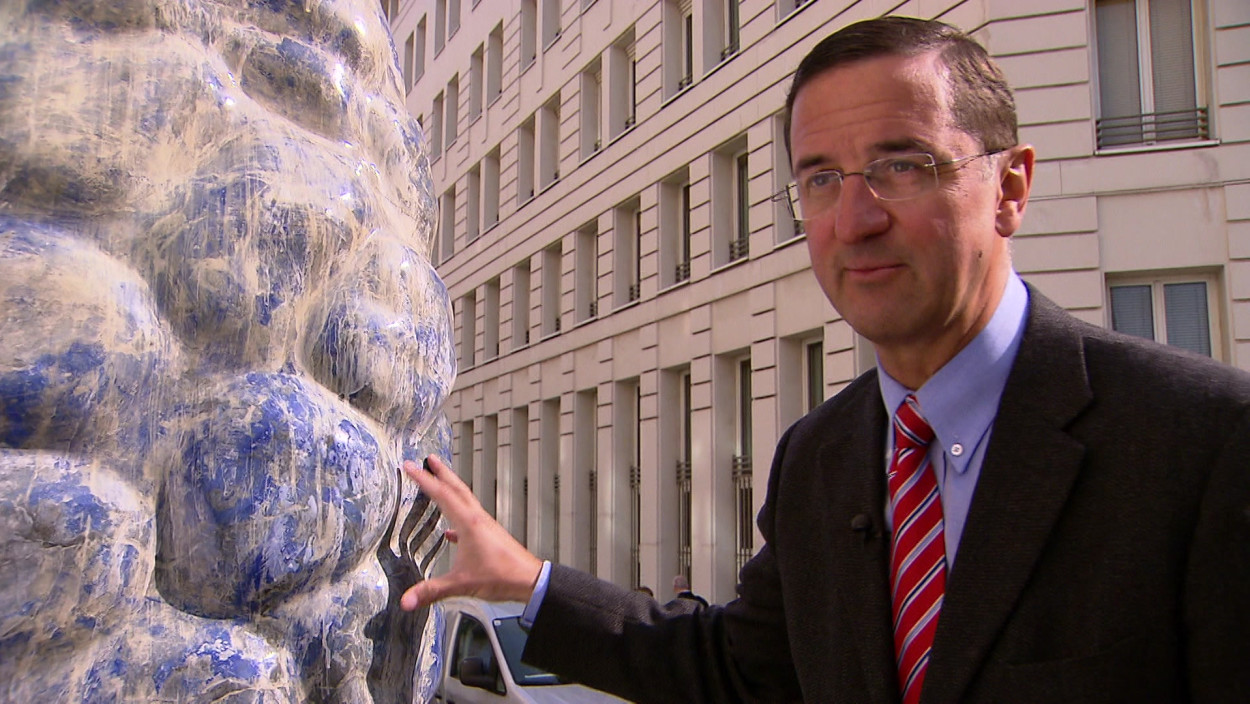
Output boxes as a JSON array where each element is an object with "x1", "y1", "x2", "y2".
[
  {"x1": 732, "y1": 454, "x2": 753, "y2": 573},
  {"x1": 1096, "y1": 107, "x2": 1208, "y2": 149},
  {"x1": 675, "y1": 260, "x2": 691, "y2": 282}
]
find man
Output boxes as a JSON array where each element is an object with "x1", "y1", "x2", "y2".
[
  {"x1": 671, "y1": 575, "x2": 710, "y2": 608},
  {"x1": 401, "y1": 16, "x2": 1250, "y2": 703}
]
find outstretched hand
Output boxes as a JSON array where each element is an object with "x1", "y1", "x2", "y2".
[{"x1": 399, "y1": 455, "x2": 544, "y2": 611}]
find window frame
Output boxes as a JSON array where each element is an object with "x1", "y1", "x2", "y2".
[
  {"x1": 1105, "y1": 270, "x2": 1223, "y2": 360},
  {"x1": 1090, "y1": 0, "x2": 1213, "y2": 152}
]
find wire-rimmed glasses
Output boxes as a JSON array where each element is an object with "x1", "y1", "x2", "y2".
[{"x1": 771, "y1": 150, "x2": 1003, "y2": 224}]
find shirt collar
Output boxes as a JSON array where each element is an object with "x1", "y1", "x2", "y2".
[{"x1": 879, "y1": 272, "x2": 1029, "y2": 473}]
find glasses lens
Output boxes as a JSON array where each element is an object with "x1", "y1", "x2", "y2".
[
  {"x1": 797, "y1": 171, "x2": 840, "y2": 221},
  {"x1": 864, "y1": 154, "x2": 937, "y2": 200}
]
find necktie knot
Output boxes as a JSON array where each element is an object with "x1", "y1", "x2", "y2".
[{"x1": 893, "y1": 395, "x2": 934, "y2": 453}]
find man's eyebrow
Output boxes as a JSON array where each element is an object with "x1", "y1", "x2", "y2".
[
  {"x1": 793, "y1": 137, "x2": 933, "y2": 173},
  {"x1": 793, "y1": 154, "x2": 828, "y2": 173},
  {"x1": 874, "y1": 137, "x2": 931, "y2": 154}
]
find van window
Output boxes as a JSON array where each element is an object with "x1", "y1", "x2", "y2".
[
  {"x1": 493, "y1": 616, "x2": 567, "y2": 686},
  {"x1": 451, "y1": 614, "x2": 504, "y2": 694}
]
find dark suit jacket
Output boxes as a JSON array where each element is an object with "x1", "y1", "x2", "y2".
[{"x1": 524, "y1": 289, "x2": 1250, "y2": 703}]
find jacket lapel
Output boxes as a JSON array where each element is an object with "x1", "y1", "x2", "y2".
[
  {"x1": 923, "y1": 290, "x2": 1095, "y2": 703},
  {"x1": 813, "y1": 378, "x2": 899, "y2": 702}
]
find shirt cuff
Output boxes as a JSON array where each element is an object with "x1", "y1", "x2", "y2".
[{"x1": 520, "y1": 560, "x2": 551, "y2": 629}]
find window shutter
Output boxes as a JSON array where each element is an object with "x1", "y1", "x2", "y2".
[
  {"x1": 1096, "y1": 0, "x2": 1143, "y2": 121},
  {"x1": 1163, "y1": 282, "x2": 1211, "y2": 356},
  {"x1": 1110, "y1": 284, "x2": 1155, "y2": 340}
]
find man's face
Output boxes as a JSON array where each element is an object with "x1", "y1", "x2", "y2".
[{"x1": 790, "y1": 51, "x2": 1028, "y2": 379}]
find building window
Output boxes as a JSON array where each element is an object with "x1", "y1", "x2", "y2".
[
  {"x1": 484, "y1": 278, "x2": 500, "y2": 360},
  {"x1": 776, "y1": 0, "x2": 813, "y2": 20},
  {"x1": 575, "y1": 389, "x2": 597, "y2": 574},
  {"x1": 771, "y1": 113, "x2": 802, "y2": 242},
  {"x1": 414, "y1": 18, "x2": 426, "y2": 83},
  {"x1": 542, "y1": 0, "x2": 561, "y2": 49},
  {"x1": 705, "y1": 0, "x2": 739, "y2": 65},
  {"x1": 434, "y1": 0, "x2": 447, "y2": 54},
  {"x1": 1109, "y1": 274, "x2": 1219, "y2": 357},
  {"x1": 539, "y1": 398, "x2": 560, "y2": 561},
  {"x1": 403, "y1": 32, "x2": 416, "y2": 93},
  {"x1": 518, "y1": 116, "x2": 536, "y2": 204},
  {"x1": 447, "y1": 0, "x2": 461, "y2": 38},
  {"x1": 469, "y1": 45, "x2": 484, "y2": 120},
  {"x1": 663, "y1": 0, "x2": 695, "y2": 98},
  {"x1": 620, "y1": 378, "x2": 642, "y2": 588},
  {"x1": 713, "y1": 136, "x2": 749, "y2": 266},
  {"x1": 541, "y1": 243, "x2": 562, "y2": 337},
  {"x1": 804, "y1": 338, "x2": 824, "y2": 412},
  {"x1": 487, "y1": 24, "x2": 504, "y2": 104},
  {"x1": 733, "y1": 151, "x2": 749, "y2": 259},
  {"x1": 459, "y1": 290, "x2": 476, "y2": 368},
  {"x1": 439, "y1": 186, "x2": 455, "y2": 263},
  {"x1": 732, "y1": 356, "x2": 753, "y2": 574},
  {"x1": 661, "y1": 169, "x2": 692, "y2": 287},
  {"x1": 457, "y1": 419, "x2": 474, "y2": 491},
  {"x1": 466, "y1": 164, "x2": 481, "y2": 241},
  {"x1": 445, "y1": 74, "x2": 460, "y2": 147},
  {"x1": 576, "y1": 221, "x2": 598, "y2": 322},
  {"x1": 608, "y1": 27, "x2": 637, "y2": 139},
  {"x1": 1094, "y1": 0, "x2": 1207, "y2": 149},
  {"x1": 679, "y1": 183, "x2": 692, "y2": 279},
  {"x1": 683, "y1": 5, "x2": 694, "y2": 88},
  {"x1": 539, "y1": 95, "x2": 560, "y2": 190},
  {"x1": 483, "y1": 147, "x2": 501, "y2": 229},
  {"x1": 512, "y1": 259, "x2": 532, "y2": 350},
  {"x1": 581, "y1": 60, "x2": 602, "y2": 159},
  {"x1": 677, "y1": 369, "x2": 693, "y2": 585},
  {"x1": 430, "y1": 92, "x2": 444, "y2": 159},
  {"x1": 614, "y1": 196, "x2": 641, "y2": 307},
  {"x1": 482, "y1": 414, "x2": 498, "y2": 518},
  {"x1": 510, "y1": 406, "x2": 530, "y2": 544},
  {"x1": 521, "y1": 0, "x2": 538, "y2": 68}
]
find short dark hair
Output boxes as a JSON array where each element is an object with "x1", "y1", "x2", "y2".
[{"x1": 783, "y1": 16, "x2": 1017, "y2": 159}]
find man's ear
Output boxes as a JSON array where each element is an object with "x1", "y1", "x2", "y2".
[{"x1": 996, "y1": 144, "x2": 1035, "y2": 238}]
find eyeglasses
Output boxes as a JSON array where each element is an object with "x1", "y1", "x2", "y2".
[{"x1": 772, "y1": 151, "x2": 1003, "y2": 223}]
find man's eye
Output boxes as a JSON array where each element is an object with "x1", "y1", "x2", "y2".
[
  {"x1": 808, "y1": 171, "x2": 839, "y2": 189},
  {"x1": 883, "y1": 158, "x2": 922, "y2": 174}
]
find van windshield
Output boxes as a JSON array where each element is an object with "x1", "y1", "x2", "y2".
[{"x1": 492, "y1": 617, "x2": 567, "y2": 686}]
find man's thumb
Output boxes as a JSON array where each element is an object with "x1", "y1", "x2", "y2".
[{"x1": 400, "y1": 577, "x2": 450, "y2": 611}]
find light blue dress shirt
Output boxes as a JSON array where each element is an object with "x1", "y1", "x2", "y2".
[{"x1": 878, "y1": 272, "x2": 1029, "y2": 567}]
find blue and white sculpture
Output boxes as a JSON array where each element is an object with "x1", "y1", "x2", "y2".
[{"x1": 0, "y1": 1, "x2": 454, "y2": 701}]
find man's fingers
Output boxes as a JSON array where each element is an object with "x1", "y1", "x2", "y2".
[
  {"x1": 424, "y1": 454, "x2": 478, "y2": 504},
  {"x1": 404, "y1": 455, "x2": 483, "y2": 519},
  {"x1": 444, "y1": 528, "x2": 459, "y2": 543}
]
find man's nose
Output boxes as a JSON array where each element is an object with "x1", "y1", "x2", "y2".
[{"x1": 833, "y1": 174, "x2": 889, "y2": 242}]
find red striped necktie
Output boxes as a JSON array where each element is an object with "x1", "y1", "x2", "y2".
[{"x1": 888, "y1": 395, "x2": 946, "y2": 704}]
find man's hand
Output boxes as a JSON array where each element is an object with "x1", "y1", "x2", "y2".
[{"x1": 399, "y1": 455, "x2": 544, "y2": 610}]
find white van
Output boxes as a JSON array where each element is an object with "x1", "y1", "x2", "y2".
[{"x1": 433, "y1": 597, "x2": 631, "y2": 704}]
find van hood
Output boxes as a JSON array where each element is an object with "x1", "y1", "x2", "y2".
[{"x1": 519, "y1": 684, "x2": 628, "y2": 703}]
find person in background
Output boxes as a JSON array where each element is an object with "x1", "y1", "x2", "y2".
[
  {"x1": 670, "y1": 576, "x2": 708, "y2": 608},
  {"x1": 400, "y1": 15, "x2": 1250, "y2": 704}
]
